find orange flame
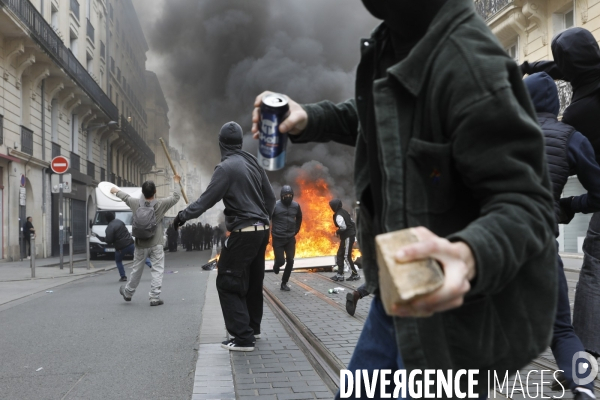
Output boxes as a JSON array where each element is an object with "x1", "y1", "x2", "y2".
[{"x1": 266, "y1": 175, "x2": 361, "y2": 260}]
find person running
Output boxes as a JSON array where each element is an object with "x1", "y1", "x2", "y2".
[
  {"x1": 174, "y1": 121, "x2": 275, "y2": 352},
  {"x1": 114, "y1": 176, "x2": 181, "y2": 306},
  {"x1": 93, "y1": 211, "x2": 150, "y2": 282},
  {"x1": 346, "y1": 283, "x2": 370, "y2": 317},
  {"x1": 271, "y1": 185, "x2": 302, "y2": 291},
  {"x1": 329, "y1": 199, "x2": 360, "y2": 282}
]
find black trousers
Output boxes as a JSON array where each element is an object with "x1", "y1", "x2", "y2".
[
  {"x1": 336, "y1": 235, "x2": 357, "y2": 275},
  {"x1": 24, "y1": 236, "x2": 31, "y2": 257},
  {"x1": 273, "y1": 236, "x2": 296, "y2": 284},
  {"x1": 216, "y1": 230, "x2": 269, "y2": 344}
]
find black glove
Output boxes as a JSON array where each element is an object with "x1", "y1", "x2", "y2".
[
  {"x1": 558, "y1": 196, "x2": 575, "y2": 224},
  {"x1": 519, "y1": 61, "x2": 531, "y2": 77},
  {"x1": 173, "y1": 211, "x2": 186, "y2": 231}
]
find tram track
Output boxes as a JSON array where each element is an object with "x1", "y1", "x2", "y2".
[{"x1": 264, "y1": 269, "x2": 600, "y2": 398}]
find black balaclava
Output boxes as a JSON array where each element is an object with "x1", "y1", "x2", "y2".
[
  {"x1": 281, "y1": 185, "x2": 294, "y2": 206},
  {"x1": 329, "y1": 199, "x2": 342, "y2": 213},
  {"x1": 219, "y1": 121, "x2": 244, "y2": 161},
  {"x1": 361, "y1": 0, "x2": 448, "y2": 42}
]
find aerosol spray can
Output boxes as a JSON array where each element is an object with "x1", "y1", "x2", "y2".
[{"x1": 258, "y1": 93, "x2": 290, "y2": 171}]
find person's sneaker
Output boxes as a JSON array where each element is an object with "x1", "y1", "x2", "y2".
[
  {"x1": 254, "y1": 334, "x2": 261, "y2": 339},
  {"x1": 27, "y1": 256, "x2": 30, "y2": 260},
  {"x1": 347, "y1": 273, "x2": 361, "y2": 281},
  {"x1": 551, "y1": 371, "x2": 567, "y2": 392},
  {"x1": 119, "y1": 276, "x2": 127, "y2": 282},
  {"x1": 346, "y1": 291, "x2": 360, "y2": 316},
  {"x1": 150, "y1": 299, "x2": 164, "y2": 306},
  {"x1": 119, "y1": 285, "x2": 131, "y2": 302},
  {"x1": 273, "y1": 265, "x2": 280, "y2": 274},
  {"x1": 281, "y1": 283, "x2": 291, "y2": 291},
  {"x1": 574, "y1": 388, "x2": 595, "y2": 400},
  {"x1": 331, "y1": 274, "x2": 345, "y2": 282},
  {"x1": 221, "y1": 339, "x2": 254, "y2": 352}
]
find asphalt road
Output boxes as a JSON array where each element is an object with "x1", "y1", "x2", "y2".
[{"x1": 0, "y1": 248, "x2": 212, "y2": 400}]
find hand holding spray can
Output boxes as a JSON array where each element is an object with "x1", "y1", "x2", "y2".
[{"x1": 258, "y1": 93, "x2": 290, "y2": 171}]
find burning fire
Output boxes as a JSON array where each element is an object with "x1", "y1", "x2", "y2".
[{"x1": 266, "y1": 175, "x2": 360, "y2": 260}]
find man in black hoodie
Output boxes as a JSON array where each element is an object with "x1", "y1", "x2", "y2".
[
  {"x1": 174, "y1": 122, "x2": 276, "y2": 352},
  {"x1": 522, "y1": 27, "x2": 600, "y2": 362},
  {"x1": 271, "y1": 185, "x2": 302, "y2": 291},
  {"x1": 525, "y1": 72, "x2": 600, "y2": 400},
  {"x1": 329, "y1": 199, "x2": 360, "y2": 282}
]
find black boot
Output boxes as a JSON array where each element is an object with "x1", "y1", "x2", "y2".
[{"x1": 280, "y1": 282, "x2": 291, "y2": 291}]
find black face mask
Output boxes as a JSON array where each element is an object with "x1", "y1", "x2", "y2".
[
  {"x1": 361, "y1": 0, "x2": 447, "y2": 42},
  {"x1": 281, "y1": 195, "x2": 293, "y2": 206}
]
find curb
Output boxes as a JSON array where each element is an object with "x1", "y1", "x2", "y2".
[{"x1": 0, "y1": 262, "x2": 124, "y2": 283}]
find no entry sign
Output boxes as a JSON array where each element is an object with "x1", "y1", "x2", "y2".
[{"x1": 51, "y1": 156, "x2": 69, "y2": 174}]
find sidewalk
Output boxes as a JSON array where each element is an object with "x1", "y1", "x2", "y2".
[{"x1": 0, "y1": 255, "x2": 125, "y2": 308}]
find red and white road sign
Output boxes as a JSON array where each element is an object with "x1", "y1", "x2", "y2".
[{"x1": 51, "y1": 156, "x2": 69, "y2": 174}]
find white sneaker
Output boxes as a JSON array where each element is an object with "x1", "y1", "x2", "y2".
[{"x1": 27, "y1": 256, "x2": 30, "y2": 260}]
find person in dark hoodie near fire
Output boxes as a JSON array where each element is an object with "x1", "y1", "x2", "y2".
[
  {"x1": 271, "y1": 185, "x2": 303, "y2": 291},
  {"x1": 174, "y1": 121, "x2": 276, "y2": 352},
  {"x1": 252, "y1": 0, "x2": 557, "y2": 397},
  {"x1": 522, "y1": 29, "x2": 600, "y2": 365},
  {"x1": 524, "y1": 71, "x2": 600, "y2": 400},
  {"x1": 329, "y1": 199, "x2": 360, "y2": 282}
]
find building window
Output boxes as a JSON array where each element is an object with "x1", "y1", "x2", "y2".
[
  {"x1": 70, "y1": 31, "x2": 78, "y2": 55},
  {"x1": 505, "y1": 42, "x2": 518, "y2": 62},
  {"x1": 86, "y1": 53, "x2": 93, "y2": 74},
  {"x1": 554, "y1": 6, "x2": 575, "y2": 34},
  {"x1": 0, "y1": 114, "x2": 3, "y2": 145},
  {"x1": 565, "y1": 9, "x2": 575, "y2": 29},
  {"x1": 51, "y1": 5, "x2": 59, "y2": 31}
]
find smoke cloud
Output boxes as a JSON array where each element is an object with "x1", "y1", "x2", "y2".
[{"x1": 133, "y1": 0, "x2": 378, "y2": 206}]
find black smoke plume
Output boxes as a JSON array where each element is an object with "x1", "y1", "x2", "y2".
[{"x1": 135, "y1": 0, "x2": 378, "y2": 205}]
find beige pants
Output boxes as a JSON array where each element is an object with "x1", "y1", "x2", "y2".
[{"x1": 125, "y1": 245, "x2": 165, "y2": 300}]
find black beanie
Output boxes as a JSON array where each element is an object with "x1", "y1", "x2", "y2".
[{"x1": 219, "y1": 121, "x2": 243, "y2": 145}]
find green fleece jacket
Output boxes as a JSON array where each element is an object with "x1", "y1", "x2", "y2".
[{"x1": 291, "y1": 0, "x2": 556, "y2": 393}]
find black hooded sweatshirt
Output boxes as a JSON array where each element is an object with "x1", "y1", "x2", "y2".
[
  {"x1": 180, "y1": 143, "x2": 276, "y2": 231},
  {"x1": 522, "y1": 28, "x2": 600, "y2": 162},
  {"x1": 329, "y1": 199, "x2": 356, "y2": 239}
]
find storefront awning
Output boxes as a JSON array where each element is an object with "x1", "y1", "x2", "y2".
[{"x1": 0, "y1": 153, "x2": 21, "y2": 163}]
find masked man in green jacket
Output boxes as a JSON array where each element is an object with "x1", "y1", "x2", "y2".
[{"x1": 252, "y1": 0, "x2": 557, "y2": 397}]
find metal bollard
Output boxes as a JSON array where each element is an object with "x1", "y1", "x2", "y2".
[
  {"x1": 86, "y1": 234, "x2": 90, "y2": 270},
  {"x1": 69, "y1": 236, "x2": 74, "y2": 274},
  {"x1": 30, "y1": 234, "x2": 36, "y2": 278}
]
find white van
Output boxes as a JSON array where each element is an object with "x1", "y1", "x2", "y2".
[{"x1": 89, "y1": 186, "x2": 142, "y2": 259}]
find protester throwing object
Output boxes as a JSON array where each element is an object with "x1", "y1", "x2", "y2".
[
  {"x1": 174, "y1": 121, "x2": 276, "y2": 352},
  {"x1": 113, "y1": 175, "x2": 181, "y2": 306}
]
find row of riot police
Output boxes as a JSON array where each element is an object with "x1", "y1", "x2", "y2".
[{"x1": 176, "y1": 223, "x2": 225, "y2": 252}]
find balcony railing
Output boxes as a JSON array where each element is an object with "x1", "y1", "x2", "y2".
[
  {"x1": 70, "y1": 152, "x2": 80, "y2": 172},
  {"x1": 51, "y1": 142, "x2": 61, "y2": 158},
  {"x1": 21, "y1": 126, "x2": 33, "y2": 155},
  {"x1": 70, "y1": 0, "x2": 79, "y2": 21},
  {"x1": 120, "y1": 116, "x2": 155, "y2": 165},
  {"x1": 86, "y1": 18, "x2": 94, "y2": 42},
  {"x1": 100, "y1": 167, "x2": 105, "y2": 181},
  {"x1": 87, "y1": 160, "x2": 95, "y2": 179},
  {"x1": 0, "y1": 0, "x2": 118, "y2": 121},
  {"x1": 474, "y1": 0, "x2": 512, "y2": 21}
]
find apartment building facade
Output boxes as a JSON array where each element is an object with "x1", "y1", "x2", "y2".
[{"x1": 0, "y1": 0, "x2": 165, "y2": 260}]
